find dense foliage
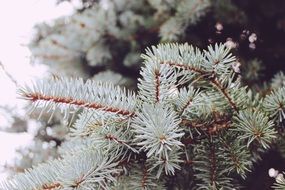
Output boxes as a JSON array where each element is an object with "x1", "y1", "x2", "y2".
[{"x1": 2, "y1": 0, "x2": 285, "y2": 189}]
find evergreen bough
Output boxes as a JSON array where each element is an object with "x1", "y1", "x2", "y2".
[{"x1": 2, "y1": 43, "x2": 284, "y2": 189}]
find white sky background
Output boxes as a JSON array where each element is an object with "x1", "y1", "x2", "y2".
[{"x1": 0, "y1": 0, "x2": 75, "y2": 180}]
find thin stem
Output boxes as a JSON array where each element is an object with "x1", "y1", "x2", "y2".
[
  {"x1": 0, "y1": 61, "x2": 18, "y2": 86},
  {"x1": 160, "y1": 60, "x2": 239, "y2": 112},
  {"x1": 210, "y1": 78, "x2": 238, "y2": 112},
  {"x1": 141, "y1": 164, "x2": 148, "y2": 189},
  {"x1": 208, "y1": 137, "x2": 217, "y2": 188},
  {"x1": 160, "y1": 60, "x2": 207, "y2": 75},
  {"x1": 154, "y1": 69, "x2": 160, "y2": 103},
  {"x1": 23, "y1": 92, "x2": 135, "y2": 116}
]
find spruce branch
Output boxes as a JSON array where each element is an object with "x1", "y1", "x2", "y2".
[
  {"x1": 204, "y1": 43, "x2": 236, "y2": 74},
  {"x1": 175, "y1": 86, "x2": 202, "y2": 116},
  {"x1": 1, "y1": 150, "x2": 121, "y2": 190},
  {"x1": 6, "y1": 42, "x2": 282, "y2": 189},
  {"x1": 218, "y1": 134, "x2": 252, "y2": 179},
  {"x1": 138, "y1": 58, "x2": 178, "y2": 104},
  {"x1": 148, "y1": 148, "x2": 184, "y2": 178},
  {"x1": 128, "y1": 163, "x2": 165, "y2": 190},
  {"x1": 143, "y1": 43, "x2": 240, "y2": 112},
  {"x1": 58, "y1": 137, "x2": 93, "y2": 157},
  {"x1": 70, "y1": 110, "x2": 137, "y2": 154},
  {"x1": 209, "y1": 77, "x2": 239, "y2": 111},
  {"x1": 263, "y1": 87, "x2": 285, "y2": 124},
  {"x1": 132, "y1": 103, "x2": 184, "y2": 158},
  {"x1": 0, "y1": 159, "x2": 63, "y2": 190},
  {"x1": 57, "y1": 151, "x2": 120, "y2": 189},
  {"x1": 18, "y1": 78, "x2": 136, "y2": 122},
  {"x1": 143, "y1": 43, "x2": 206, "y2": 76},
  {"x1": 232, "y1": 109, "x2": 277, "y2": 149},
  {"x1": 193, "y1": 136, "x2": 235, "y2": 189}
]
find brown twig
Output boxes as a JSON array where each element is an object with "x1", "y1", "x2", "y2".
[{"x1": 23, "y1": 92, "x2": 135, "y2": 116}]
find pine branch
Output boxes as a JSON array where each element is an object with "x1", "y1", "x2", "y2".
[
  {"x1": 231, "y1": 109, "x2": 277, "y2": 149},
  {"x1": 144, "y1": 43, "x2": 240, "y2": 112},
  {"x1": 0, "y1": 159, "x2": 63, "y2": 190},
  {"x1": 154, "y1": 69, "x2": 160, "y2": 103},
  {"x1": 128, "y1": 163, "x2": 165, "y2": 190},
  {"x1": 161, "y1": 60, "x2": 207, "y2": 75},
  {"x1": 263, "y1": 87, "x2": 285, "y2": 124},
  {"x1": 143, "y1": 43, "x2": 206, "y2": 76},
  {"x1": 132, "y1": 103, "x2": 184, "y2": 158},
  {"x1": 148, "y1": 148, "x2": 184, "y2": 178},
  {"x1": 9, "y1": 42, "x2": 282, "y2": 189},
  {"x1": 1, "y1": 150, "x2": 121, "y2": 190},
  {"x1": 70, "y1": 109, "x2": 137, "y2": 154},
  {"x1": 138, "y1": 59, "x2": 177, "y2": 104},
  {"x1": 219, "y1": 134, "x2": 252, "y2": 178},
  {"x1": 175, "y1": 86, "x2": 202, "y2": 116},
  {"x1": 210, "y1": 77, "x2": 238, "y2": 111},
  {"x1": 18, "y1": 78, "x2": 136, "y2": 121},
  {"x1": 193, "y1": 136, "x2": 235, "y2": 189}
]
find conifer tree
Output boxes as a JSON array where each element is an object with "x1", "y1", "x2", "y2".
[{"x1": 2, "y1": 0, "x2": 285, "y2": 189}]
